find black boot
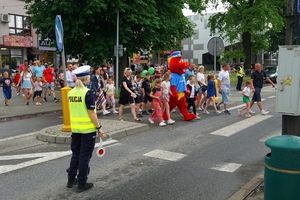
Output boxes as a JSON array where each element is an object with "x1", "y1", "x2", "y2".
[
  {"x1": 67, "y1": 177, "x2": 78, "y2": 188},
  {"x1": 77, "y1": 182, "x2": 93, "y2": 193}
]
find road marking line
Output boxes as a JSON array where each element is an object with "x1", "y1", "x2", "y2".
[
  {"x1": 227, "y1": 99, "x2": 266, "y2": 112},
  {"x1": 0, "y1": 139, "x2": 118, "y2": 175},
  {"x1": 211, "y1": 162, "x2": 242, "y2": 173},
  {"x1": 143, "y1": 149, "x2": 187, "y2": 161},
  {"x1": 0, "y1": 132, "x2": 38, "y2": 143},
  {"x1": 268, "y1": 96, "x2": 276, "y2": 99},
  {"x1": 259, "y1": 128, "x2": 281, "y2": 142},
  {"x1": 210, "y1": 115, "x2": 273, "y2": 137}
]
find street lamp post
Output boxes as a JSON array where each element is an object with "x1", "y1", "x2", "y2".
[{"x1": 116, "y1": 9, "x2": 120, "y2": 95}]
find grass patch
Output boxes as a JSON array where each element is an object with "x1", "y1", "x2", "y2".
[{"x1": 230, "y1": 74, "x2": 251, "y2": 83}]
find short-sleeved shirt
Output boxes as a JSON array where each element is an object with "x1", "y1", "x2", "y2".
[
  {"x1": 218, "y1": 70, "x2": 230, "y2": 90},
  {"x1": 170, "y1": 73, "x2": 186, "y2": 93},
  {"x1": 85, "y1": 90, "x2": 96, "y2": 110},
  {"x1": 197, "y1": 72, "x2": 205, "y2": 86},
  {"x1": 184, "y1": 68, "x2": 194, "y2": 81},
  {"x1": 121, "y1": 75, "x2": 133, "y2": 95},
  {"x1": 251, "y1": 70, "x2": 267, "y2": 88},
  {"x1": 43, "y1": 68, "x2": 54, "y2": 83},
  {"x1": 0, "y1": 78, "x2": 13, "y2": 90},
  {"x1": 142, "y1": 79, "x2": 152, "y2": 96},
  {"x1": 34, "y1": 65, "x2": 46, "y2": 77},
  {"x1": 162, "y1": 81, "x2": 170, "y2": 94}
]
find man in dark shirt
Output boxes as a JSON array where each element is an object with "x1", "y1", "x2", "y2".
[
  {"x1": 142, "y1": 72, "x2": 153, "y2": 115},
  {"x1": 249, "y1": 63, "x2": 275, "y2": 115}
]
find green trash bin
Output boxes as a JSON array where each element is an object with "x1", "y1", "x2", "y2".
[{"x1": 265, "y1": 135, "x2": 300, "y2": 200}]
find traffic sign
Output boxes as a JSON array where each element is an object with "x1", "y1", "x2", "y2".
[
  {"x1": 55, "y1": 15, "x2": 64, "y2": 52},
  {"x1": 207, "y1": 37, "x2": 224, "y2": 56}
]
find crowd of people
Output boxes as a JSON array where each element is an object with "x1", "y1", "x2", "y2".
[{"x1": 0, "y1": 60, "x2": 275, "y2": 121}]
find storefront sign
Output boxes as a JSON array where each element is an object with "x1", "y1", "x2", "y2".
[
  {"x1": 3, "y1": 35, "x2": 32, "y2": 48},
  {"x1": 38, "y1": 36, "x2": 56, "y2": 51}
]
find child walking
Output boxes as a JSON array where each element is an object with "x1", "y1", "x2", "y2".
[
  {"x1": 0, "y1": 71, "x2": 16, "y2": 106},
  {"x1": 33, "y1": 77, "x2": 43, "y2": 105},
  {"x1": 161, "y1": 72, "x2": 175, "y2": 124},
  {"x1": 14, "y1": 70, "x2": 21, "y2": 95},
  {"x1": 105, "y1": 78, "x2": 118, "y2": 113},
  {"x1": 186, "y1": 75, "x2": 200, "y2": 120},
  {"x1": 203, "y1": 74, "x2": 222, "y2": 115},
  {"x1": 238, "y1": 81, "x2": 252, "y2": 117},
  {"x1": 148, "y1": 79, "x2": 166, "y2": 127},
  {"x1": 133, "y1": 75, "x2": 143, "y2": 118}
]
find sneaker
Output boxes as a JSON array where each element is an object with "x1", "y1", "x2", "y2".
[
  {"x1": 159, "y1": 122, "x2": 167, "y2": 127},
  {"x1": 36, "y1": 102, "x2": 39, "y2": 106},
  {"x1": 142, "y1": 111, "x2": 149, "y2": 115},
  {"x1": 167, "y1": 119, "x2": 175, "y2": 125},
  {"x1": 38, "y1": 102, "x2": 42, "y2": 105},
  {"x1": 216, "y1": 110, "x2": 222, "y2": 116},
  {"x1": 103, "y1": 110, "x2": 110, "y2": 116},
  {"x1": 137, "y1": 113, "x2": 143, "y2": 118},
  {"x1": 113, "y1": 110, "x2": 119, "y2": 114},
  {"x1": 77, "y1": 182, "x2": 93, "y2": 193},
  {"x1": 197, "y1": 107, "x2": 203, "y2": 111},
  {"x1": 139, "y1": 108, "x2": 142, "y2": 112},
  {"x1": 25, "y1": 102, "x2": 29, "y2": 106},
  {"x1": 16, "y1": 92, "x2": 20, "y2": 96},
  {"x1": 148, "y1": 118, "x2": 154, "y2": 124},
  {"x1": 203, "y1": 110, "x2": 210, "y2": 114},
  {"x1": 224, "y1": 110, "x2": 231, "y2": 115},
  {"x1": 67, "y1": 177, "x2": 78, "y2": 188},
  {"x1": 249, "y1": 109, "x2": 255, "y2": 114},
  {"x1": 200, "y1": 106, "x2": 204, "y2": 110},
  {"x1": 54, "y1": 98, "x2": 59, "y2": 103},
  {"x1": 196, "y1": 112, "x2": 200, "y2": 116},
  {"x1": 171, "y1": 109, "x2": 176, "y2": 113},
  {"x1": 195, "y1": 116, "x2": 201, "y2": 120},
  {"x1": 43, "y1": 97, "x2": 47, "y2": 102},
  {"x1": 261, "y1": 110, "x2": 269, "y2": 115}
]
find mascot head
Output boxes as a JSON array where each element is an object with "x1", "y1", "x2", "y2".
[{"x1": 168, "y1": 51, "x2": 189, "y2": 74}]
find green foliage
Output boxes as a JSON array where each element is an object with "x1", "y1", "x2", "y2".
[
  {"x1": 204, "y1": 0, "x2": 286, "y2": 68},
  {"x1": 25, "y1": 0, "x2": 195, "y2": 63}
]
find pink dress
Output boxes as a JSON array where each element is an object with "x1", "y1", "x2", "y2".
[{"x1": 150, "y1": 87, "x2": 163, "y2": 123}]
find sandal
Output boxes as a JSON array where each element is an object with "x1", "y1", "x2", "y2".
[
  {"x1": 134, "y1": 118, "x2": 141, "y2": 122},
  {"x1": 119, "y1": 118, "x2": 123, "y2": 121}
]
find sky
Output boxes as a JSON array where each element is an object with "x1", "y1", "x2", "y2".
[{"x1": 182, "y1": 3, "x2": 226, "y2": 16}]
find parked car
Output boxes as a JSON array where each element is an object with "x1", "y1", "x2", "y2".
[{"x1": 263, "y1": 66, "x2": 278, "y2": 83}]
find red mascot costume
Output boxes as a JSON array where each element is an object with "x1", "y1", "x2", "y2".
[{"x1": 166, "y1": 51, "x2": 196, "y2": 121}]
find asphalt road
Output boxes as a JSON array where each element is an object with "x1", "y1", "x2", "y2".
[{"x1": 0, "y1": 86, "x2": 280, "y2": 200}]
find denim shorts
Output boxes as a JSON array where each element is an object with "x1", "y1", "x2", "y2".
[{"x1": 221, "y1": 88, "x2": 230, "y2": 105}]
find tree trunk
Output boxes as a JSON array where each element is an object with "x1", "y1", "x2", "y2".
[
  {"x1": 242, "y1": 31, "x2": 252, "y2": 70},
  {"x1": 285, "y1": 0, "x2": 295, "y2": 45}
]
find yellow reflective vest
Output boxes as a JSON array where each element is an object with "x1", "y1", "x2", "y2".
[
  {"x1": 236, "y1": 66, "x2": 244, "y2": 77},
  {"x1": 68, "y1": 87, "x2": 96, "y2": 134}
]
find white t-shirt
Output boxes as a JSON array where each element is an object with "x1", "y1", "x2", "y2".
[
  {"x1": 218, "y1": 70, "x2": 230, "y2": 90},
  {"x1": 162, "y1": 80, "x2": 170, "y2": 94},
  {"x1": 20, "y1": 71, "x2": 32, "y2": 81},
  {"x1": 243, "y1": 86, "x2": 251, "y2": 97},
  {"x1": 197, "y1": 72, "x2": 205, "y2": 86},
  {"x1": 188, "y1": 83, "x2": 195, "y2": 98}
]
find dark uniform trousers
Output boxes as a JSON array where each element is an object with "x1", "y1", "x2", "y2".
[
  {"x1": 66, "y1": 132, "x2": 96, "y2": 184},
  {"x1": 237, "y1": 76, "x2": 243, "y2": 90}
]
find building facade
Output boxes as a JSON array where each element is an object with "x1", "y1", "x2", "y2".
[
  {"x1": 0, "y1": 0, "x2": 56, "y2": 69},
  {"x1": 182, "y1": 13, "x2": 233, "y2": 70}
]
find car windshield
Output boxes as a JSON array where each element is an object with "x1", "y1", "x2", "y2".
[{"x1": 264, "y1": 67, "x2": 276, "y2": 74}]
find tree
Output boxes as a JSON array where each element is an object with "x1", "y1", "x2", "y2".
[
  {"x1": 25, "y1": 0, "x2": 195, "y2": 64},
  {"x1": 188, "y1": 0, "x2": 287, "y2": 69}
]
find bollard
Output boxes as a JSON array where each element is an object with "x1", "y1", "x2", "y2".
[
  {"x1": 61, "y1": 86, "x2": 72, "y2": 132},
  {"x1": 264, "y1": 135, "x2": 300, "y2": 200}
]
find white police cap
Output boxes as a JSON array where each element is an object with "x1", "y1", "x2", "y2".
[{"x1": 73, "y1": 65, "x2": 91, "y2": 77}]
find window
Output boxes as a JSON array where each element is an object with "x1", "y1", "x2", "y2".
[{"x1": 9, "y1": 14, "x2": 31, "y2": 36}]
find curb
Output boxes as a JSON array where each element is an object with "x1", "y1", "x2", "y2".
[
  {"x1": 228, "y1": 175, "x2": 264, "y2": 200},
  {"x1": 0, "y1": 110, "x2": 62, "y2": 123},
  {"x1": 36, "y1": 122, "x2": 150, "y2": 144}
]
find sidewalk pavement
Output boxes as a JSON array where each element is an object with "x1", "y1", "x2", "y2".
[{"x1": 0, "y1": 85, "x2": 269, "y2": 199}]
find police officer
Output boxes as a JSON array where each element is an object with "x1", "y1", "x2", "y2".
[
  {"x1": 66, "y1": 65, "x2": 105, "y2": 193},
  {"x1": 236, "y1": 62, "x2": 245, "y2": 91}
]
